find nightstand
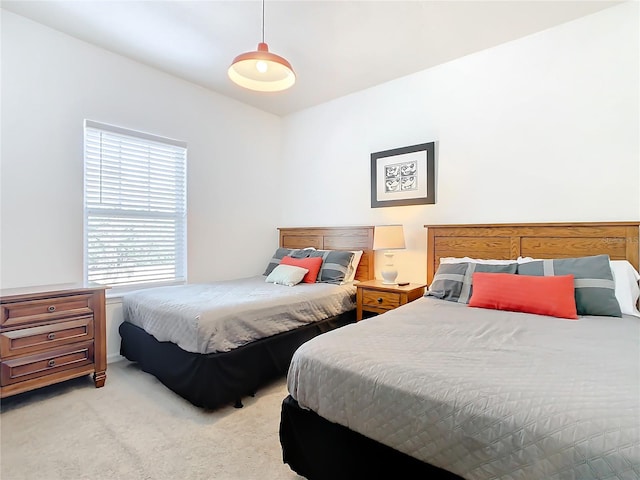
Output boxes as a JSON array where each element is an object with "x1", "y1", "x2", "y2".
[{"x1": 356, "y1": 280, "x2": 427, "y2": 321}]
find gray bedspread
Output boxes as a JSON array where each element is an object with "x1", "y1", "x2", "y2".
[
  {"x1": 122, "y1": 276, "x2": 355, "y2": 354},
  {"x1": 288, "y1": 297, "x2": 640, "y2": 480}
]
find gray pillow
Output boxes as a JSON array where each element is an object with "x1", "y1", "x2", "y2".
[
  {"x1": 290, "y1": 249, "x2": 312, "y2": 259},
  {"x1": 517, "y1": 254, "x2": 621, "y2": 317},
  {"x1": 263, "y1": 248, "x2": 293, "y2": 276},
  {"x1": 308, "y1": 250, "x2": 355, "y2": 284},
  {"x1": 427, "y1": 263, "x2": 468, "y2": 302},
  {"x1": 428, "y1": 262, "x2": 517, "y2": 303}
]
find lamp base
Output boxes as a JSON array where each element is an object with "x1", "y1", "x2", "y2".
[
  {"x1": 380, "y1": 268, "x2": 398, "y2": 285},
  {"x1": 380, "y1": 251, "x2": 399, "y2": 284}
]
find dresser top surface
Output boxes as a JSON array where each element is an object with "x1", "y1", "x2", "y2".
[{"x1": 0, "y1": 283, "x2": 108, "y2": 302}]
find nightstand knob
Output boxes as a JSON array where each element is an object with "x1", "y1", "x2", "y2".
[
  {"x1": 377, "y1": 297, "x2": 383, "y2": 304},
  {"x1": 47, "y1": 333, "x2": 56, "y2": 340},
  {"x1": 47, "y1": 305, "x2": 56, "y2": 312},
  {"x1": 48, "y1": 360, "x2": 56, "y2": 368}
]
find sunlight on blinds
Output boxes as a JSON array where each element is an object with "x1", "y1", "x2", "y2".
[{"x1": 84, "y1": 120, "x2": 187, "y2": 288}]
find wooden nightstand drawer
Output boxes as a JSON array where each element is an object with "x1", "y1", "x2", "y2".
[
  {"x1": 356, "y1": 280, "x2": 426, "y2": 321},
  {"x1": 361, "y1": 290, "x2": 400, "y2": 309},
  {"x1": 0, "y1": 316, "x2": 94, "y2": 358},
  {"x1": 1, "y1": 341, "x2": 94, "y2": 386}
]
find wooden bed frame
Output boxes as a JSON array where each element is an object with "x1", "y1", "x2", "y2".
[
  {"x1": 120, "y1": 225, "x2": 374, "y2": 410},
  {"x1": 281, "y1": 220, "x2": 640, "y2": 480},
  {"x1": 279, "y1": 226, "x2": 374, "y2": 281},
  {"x1": 425, "y1": 221, "x2": 639, "y2": 285}
]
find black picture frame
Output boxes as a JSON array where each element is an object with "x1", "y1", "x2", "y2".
[{"x1": 370, "y1": 142, "x2": 435, "y2": 208}]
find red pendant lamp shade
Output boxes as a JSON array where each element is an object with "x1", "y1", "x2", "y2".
[
  {"x1": 228, "y1": 1, "x2": 295, "y2": 92},
  {"x1": 228, "y1": 42, "x2": 295, "y2": 92}
]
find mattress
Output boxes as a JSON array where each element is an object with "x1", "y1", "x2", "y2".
[
  {"x1": 287, "y1": 297, "x2": 640, "y2": 480},
  {"x1": 123, "y1": 275, "x2": 356, "y2": 354}
]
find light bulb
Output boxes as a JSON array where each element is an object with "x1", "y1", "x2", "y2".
[{"x1": 256, "y1": 60, "x2": 268, "y2": 73}]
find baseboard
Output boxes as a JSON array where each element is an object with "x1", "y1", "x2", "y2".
[{"x1": 107, "y1": 353, "x2": 126, "y2": 364}]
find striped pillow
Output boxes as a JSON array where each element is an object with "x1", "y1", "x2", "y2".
[
  {"x1": 517, "y1": 254, "x2": 621, "y2": 317},
  {"x1": 427, "y1": 262, "x2": 518, "y2": 303},
  {"x1": 308, "y1": 250, "x2": 355, "y2": 284},
  {"x1": 263, "y1": 248, "x2": 294, "y2": 276}
]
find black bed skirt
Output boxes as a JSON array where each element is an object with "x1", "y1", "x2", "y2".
[
  {"x1": 280, "y1": 395, "x2": 464, "y2": 480},
  {"x1": 119, "y1": 312, "x2": 354, "y2": 410}
]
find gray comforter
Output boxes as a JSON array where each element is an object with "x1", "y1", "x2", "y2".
[
  {"x1": 288, "y1": 297, "x2": 640, "y2": 480},
  {"x1": 123, "y1": 276, "x2": 355, "y2": 354}
]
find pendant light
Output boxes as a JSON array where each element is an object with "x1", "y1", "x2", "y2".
[{"x1": 228, "y1": 0, "x2": 295, "y2": 92}]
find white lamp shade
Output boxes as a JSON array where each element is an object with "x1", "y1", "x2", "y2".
[
  {"x1": 373, "y1": 225, "x2": 406, "y2": 250},
  {"x1": 228, "y1": 42, "x2": 296, "y2": 92}
]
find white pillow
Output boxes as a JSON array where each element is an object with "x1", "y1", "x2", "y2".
[
  {"x1": 343, "y1": 250, "x2": 364, "y2": 283},
  {"x1": 517, "y1": 256, "x2": 536, "y2": 264},
  {"x1": 439, "y1": 256, "x2": 517, "y2": 265},
  {"x1": 518, "y1": 256, "x2": 640, "y2": 318},
  {"x1": 265, "y1": 264, "x2": 308, "y2": 287},
  {"x1": 609, "y1": 260, "x2": 640, "y2": 317}
]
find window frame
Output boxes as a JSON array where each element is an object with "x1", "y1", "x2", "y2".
[{"x1": 83, "y1": 120, "x2": 187, "y2": 296}]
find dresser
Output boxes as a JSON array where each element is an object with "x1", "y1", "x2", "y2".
[{"x1": 0, "y1": 284, "x2": 108, "y2": 398}]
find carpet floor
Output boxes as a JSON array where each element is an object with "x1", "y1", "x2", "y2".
[{"x1": 0, "y1": 361, "x2": 305, "y2": 480}]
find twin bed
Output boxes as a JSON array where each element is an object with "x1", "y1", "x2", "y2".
[
  {"x1": 280, "y1": 222, "x2": 640, "y2": 480},
  {"x1": 119, "y1": 226, "x2": 374, "y2": 409}
]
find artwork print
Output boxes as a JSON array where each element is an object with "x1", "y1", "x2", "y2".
[
  {"x1": 384, "y1": 161, "x2": 417, "y2": 193},
  {"x1": 370, "y1": 142, "x2": 435, "y2": 208}
]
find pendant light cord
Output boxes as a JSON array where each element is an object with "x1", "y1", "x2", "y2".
[{"x1": 261, "y1": 0, "x2": 265, "y2": 43}]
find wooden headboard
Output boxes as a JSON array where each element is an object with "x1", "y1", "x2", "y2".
[
  {"x1": 278, "y1": 226, "x2": 375, "y2": 281},
  {"x1": 424, "y1": 222, "x2": 640, "y2": 285}
]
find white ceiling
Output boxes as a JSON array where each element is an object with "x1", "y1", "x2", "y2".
[{"x1": 1, "y1": 0, "x2": 623, "y2": 116}]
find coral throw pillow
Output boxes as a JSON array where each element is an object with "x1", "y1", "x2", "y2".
[
  {"x1": 280, "y1": 256, "x2": 323, "y2": 283},
  {"x1": 468, "y1": 272, "x2": 578, "y2": 319}
]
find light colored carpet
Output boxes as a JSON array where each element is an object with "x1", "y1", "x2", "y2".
[{"x1": 0, "y1": 361, "x2": 305, "y2": 480}]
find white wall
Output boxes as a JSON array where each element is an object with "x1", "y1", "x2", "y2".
[
  {"x1": 1, "y1": 12, "x2": 283, "y2": 361},
  {"x1": 280, "y1": 2, "x2": 640, "y2": 284},
  {"x1": 2, "y1": 3, "x2": 639, "y2": 362}
]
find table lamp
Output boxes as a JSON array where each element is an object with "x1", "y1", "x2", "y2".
[{"x1": 373, "y1": 225, "x2": 406, "y2": 284}]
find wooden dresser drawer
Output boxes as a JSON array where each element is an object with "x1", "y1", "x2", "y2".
[
  {"x1": 1, "y1": 294, "x2": 94, "y2": 328},
  {"x1": 361, "y1": 290, "x2": 400, "y2": 310},
  {"x1": 0, "y1": 316, "x2": 94, "y2": 358},
  {"x1": 1, "y1": 341, "x2": 94, "y2": 386}
]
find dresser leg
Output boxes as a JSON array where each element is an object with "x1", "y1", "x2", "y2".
[{"x1": 93, "y1": 371, "x2": 107, "y2": 388}]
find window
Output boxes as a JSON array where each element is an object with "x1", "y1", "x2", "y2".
[{"x1": 84, "y1": 120, "x2": 187, "y2": 291}]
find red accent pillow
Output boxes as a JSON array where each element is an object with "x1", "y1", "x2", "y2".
[
  {"x1": 280, "y1": 256, "x2": 323, "y2": 283},
  {"x1": 468, "y1": 272, "x2": 578, "y2": 319}
]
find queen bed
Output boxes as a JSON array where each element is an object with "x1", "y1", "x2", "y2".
[
  {"x1": 280, "y1": 222, "x2": 640, "y2": 480},
  {"x1": 119, "y1": 226, "x2": 374, "y2": 409}
]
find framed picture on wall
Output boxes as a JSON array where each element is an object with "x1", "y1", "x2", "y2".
[{"x1": 370, "y1": 142, "x2": 435, "y2": 208}]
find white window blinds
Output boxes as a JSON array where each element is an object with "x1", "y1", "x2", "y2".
[{"x1": 84, "y1": 120, "x2": 187, "y2": 289}]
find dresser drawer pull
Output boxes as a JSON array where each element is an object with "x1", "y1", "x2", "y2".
[
  {"x1": 377, "y1": 297, "x2": 383, "y2": 304},
  {"x1": 47, "y1": 306, "x2": 56, "y2": 313},
  {"x1": 47, "y1": 359, "x2": 56, "y2": 367},
  {"x1": 47, "y1": 332, "x2": 56, "y2": 340}
]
